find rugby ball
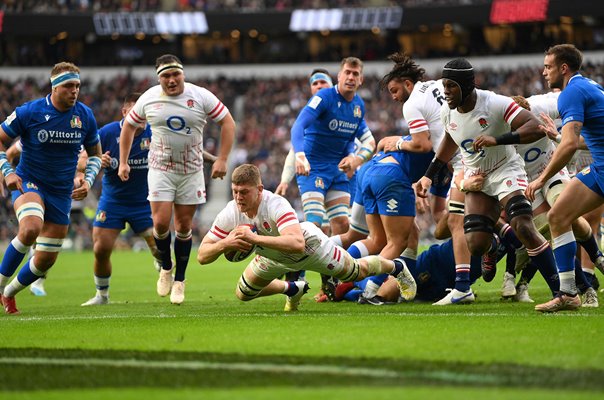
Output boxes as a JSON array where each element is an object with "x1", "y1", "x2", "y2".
[
  {"x1": 224, "y1": 245, "x2": 257, "y2": 262},
  {"x1": 224, "y1": 224, "x2": 257, "y2": 262}
]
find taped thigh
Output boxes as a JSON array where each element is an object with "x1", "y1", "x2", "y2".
[
  {"x1": 16, "y1": 202, "x2": 44, "y2": 222},
  {"x1": 349, "y1": 202, "x2": 369, "y2": 235},
  {"x1": 326, "y1": 202, "x2": 349, "y2": 221},
  {"x1": 325, "y1": 189, "x2": 349, "y2": 203},
  {"x1": 334, "y1": 252, "x2": 360, "y2": 282},
  {"x1": 545, "y1": 181, "x2": 566, "y2": 208},
  {"x1": 301, "y1": 191, "x2": 326, "y2": 225},
  {"x1": 236, "y1": 273, "x2": 265, "y2": 300},
  {"x1": 447, "y1": 199, "x2": 465, "y2": 216},
  {"x1": 35, "y1": 236, "x2": 64, "y2": 253}
]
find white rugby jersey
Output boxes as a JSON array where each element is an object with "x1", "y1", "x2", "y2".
[
  {"x1": 441, "y1": 89, "x2": 523, "y2": 176},
  {"x1": 404, "y1": 80, "x2": 446, "y2": 149},
  {"x1": 516, "y1": 92, "x2": 563, "y2": 181},
  {"x1": 126, "y1": 82, "x2": 229, "y2": 174},
  {"x1": 206, "y1": 190, "x2": 317, "y2": 264}
]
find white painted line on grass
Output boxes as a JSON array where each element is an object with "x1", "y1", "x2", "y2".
[
  {"x1": 0, "y1": 357, "x2": 400, "y2": 379},
  {"x1": 6, "y1": 311, "x2": 599, "y2": 322},
  {"x1": 0, "y1": 356, "x2": 506, "y2": 384}
]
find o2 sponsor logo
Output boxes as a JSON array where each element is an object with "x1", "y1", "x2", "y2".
[
  {"x1": 166, "y1": 116, "x2": 191, "y2": 134},
  {"x1": 460, "y1": 139, "x2": 485, "y2": 157},
  {"x1": 523, "y1": 147, "x2": 544, "y2": 163}
]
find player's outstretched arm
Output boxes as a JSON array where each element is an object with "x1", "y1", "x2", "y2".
[{"x1": 197, "y1": 230, "x2": 252, "y2": 265}]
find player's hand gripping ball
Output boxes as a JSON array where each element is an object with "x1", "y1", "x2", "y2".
[{"x1": 224, "y1": 224, "x2": 257, "y2": 262}]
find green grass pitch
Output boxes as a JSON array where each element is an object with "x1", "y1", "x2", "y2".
[{"x1": 1, "y1": 250, "x2": 604, "y2": 399}]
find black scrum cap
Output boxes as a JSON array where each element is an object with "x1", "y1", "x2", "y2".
[{"x1": 442, "y1": 58, "x2": 475, "y2": 102}]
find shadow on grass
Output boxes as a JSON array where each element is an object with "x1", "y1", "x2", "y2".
[{"x1": 1, "y1": 348, "x2": 602, "y2": 391}]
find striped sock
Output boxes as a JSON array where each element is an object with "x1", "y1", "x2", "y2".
[
  {"x1": 347, "y1": 241, "x2": 369, "y2": 258},
  {"x1": 284, "y1": 281, "x2": 299, "y2": 296},
  {"x1": 527, "y1": 241, "x2": 560, "y2": 296},
  {"x1": 454, "y1": 264, "x2": 471, "y2": 292},
  {"x1": 94, "y1": 275, "x2": 110, "y2": 296}
]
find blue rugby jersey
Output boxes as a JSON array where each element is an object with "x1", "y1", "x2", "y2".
[
  {"x1": 1, "y1": 95, "x2": 99, "y2": 193},
  {"x1": 292, "y1": 86, "x2": 370, "y2": 165},
  {"x1": 98, "y1": 119, "x2": 151, "y2": 203},
  {"x1": 558, "y1": 74, "x2": 604, "y2": 169}
]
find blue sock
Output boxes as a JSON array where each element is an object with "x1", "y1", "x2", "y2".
[
  {"x1": 370, "y1": 274, "x2": 388, "y2": 285},
  {"x1": 344, "y1": 289, "x2": 363, "y2": 302},
  {"x1": 454, "y1": 264, "x2": 471, "y2": 292},
  {"x1": 174, "y1": 232, "x2": 192, "y2": 282},
  {"x1": 347, "y1": 241, "x2": 369, "y2": 259},
  {"x1": 391, "y1": 258, "x2": 405, "y2": 277},
  {"x1": 552, "y1": 234, "x2": 577, "y2": 273},
  {"x1": 574, "y1": 257, "x2": 592, "y2": 293},
  {"x1": 583, "y1": 269, "x2": 600, "y2": 290},
  {"x1": 500, "y1": 223, "x2": 522, "y2": 249},
  {"x1": 576, "y1": 235, "x2": 602, "y2": 263},
  {"x1": 527, "y1": 242, "x2": 560, "y2": 295},
  {"x1": 505, "y1": 247, "x2": 516, "y2": 274},
  {"x1": 17, "y1": 259, "x2": 44, "y2": 287},
  {"x1": 284, "y1": 281, "x2": 299, "y2": 296},
  {"x1": 519, "y1": 262, "x2": 538, "y2": 284},
  {"x1": 347, "y1": 243, "x2": 362, "y2": 258},
  {"x1": 0, "y1": 238, "x2": 30, "y2": 278},
  {"x1": 154, "y1": 231, "x2": 172, "y2": 271}
]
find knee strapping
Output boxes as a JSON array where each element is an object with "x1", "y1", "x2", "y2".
[
  {"x1": 237, "y1": 275, "x2": 264, "y2": 300},
  {"x1": 326, "y1": 203, "x2": 349, "y2": 221},
  {"x1": 349, "y1": 203, "x2": 369, "y2": 235},
  {"x1": 35, "y1": 237, "x2": 64, "y2": 253},
  {"x1": 448, "y1": 200, "x2": 465, "y2": 215},
  {"x1": 302, "y1": 198, "x2": 326, "y2": 225},
  {"x1": 463, "y1": 214, "x2": 495, "y2": 234},
  {"x1": 505, "y1": 195, "x2": 533, "y2": 220},
  {"x1": 16, "y1": 202, "x2": 44, "y2": 222},
  {"x1": 337, "y1": 256, "x2": 361, "y2": 282}
]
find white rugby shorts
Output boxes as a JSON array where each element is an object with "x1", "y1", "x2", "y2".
[
  {"x1": 249, "y1": 222, "x2": 351, "y2": 281},
  {"x1": 470, "y1": 160, "x2": 528, "y2": 201},
  {"x1": 147, "y1": 168, "x2": 206, "y2": 205}
]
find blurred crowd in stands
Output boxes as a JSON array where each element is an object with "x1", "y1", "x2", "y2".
[
  {"x1": 1, "y1": 61, "x2": 603, "y2": 249},
  {"x1": 1, "y1": 0, "x2": 487, "y2": 13}
]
